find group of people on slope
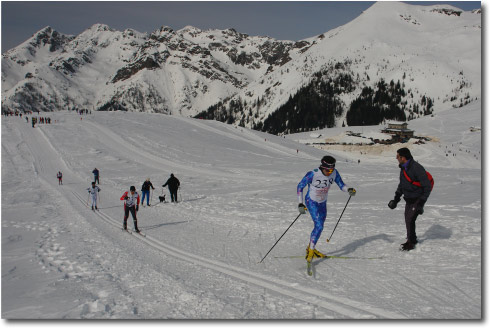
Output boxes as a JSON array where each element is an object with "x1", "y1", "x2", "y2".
[
  {"x1": 119, "y1": 174, "x2": 180, "y2": 232},
  {"x1": 87, "y1": 168, "x2": 101, "y2": 211},
  {"x1": 82, "y1": 167, "x2": 181, "y2": 232},
  {"x1": 81, "y1": 146, "x2": 430, "y2": 256},
  {"x1": 297, "y1": 147, "x2": 432, "y2": 264}
]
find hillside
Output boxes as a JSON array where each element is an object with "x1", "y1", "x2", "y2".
[
  {"x1": 1, "y1": 99, "x2": 481, "y2": 319},
  {"x1": 1, "y1": 2, "x2": 481, "y2": 134}
]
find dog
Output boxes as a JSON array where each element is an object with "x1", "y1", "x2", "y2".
[{"x1": 159, "y1": 195, "x2": 166, "y2": 203}]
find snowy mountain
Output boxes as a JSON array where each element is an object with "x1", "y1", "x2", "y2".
[
  {"x1": 1, "y1": 2, "x2": 481, "y2": 132},
  {"x1": 1, "y1": 97, "x2": 481, "y2": 318}
]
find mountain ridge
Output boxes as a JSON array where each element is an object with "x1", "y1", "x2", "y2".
[{"x1": 1, "y1": 2, "x2": 481, "y2": 133}]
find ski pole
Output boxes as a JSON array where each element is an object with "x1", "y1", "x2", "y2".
[
  {"x1": 326, "y1": 195, "x2": 352, "y2": 243},
  {"x1": 259, "y1": 212, "x2": 303, "y2": 263}
]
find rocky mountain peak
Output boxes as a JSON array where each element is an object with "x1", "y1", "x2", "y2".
[
  {"x1": 28, "y1": 26, "x2": 72, "y2": 53},
  {"x1": 1, "y1": 2, "x2": 481, "y2": 133}
]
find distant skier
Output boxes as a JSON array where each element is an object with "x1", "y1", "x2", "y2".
[
  {"x1": 87, "y1": 182, "x2": 101, "y2": 210},
  {"x1": 120, "y1": 186, "x2": 140, "y2": 232},
  {"x1": 141, "y1": 178, "x2": 155, "y2": 206},
  {"x1": 297, "y1": 155, "x2": 356, "y2": 264},
  {"x1": 388, "y1": 148, "x2": 432, "y2": 251},
  {"x1": 57, "y1": 171, "x2": 63, "y2": 185},
  {"x1": 163, "y1": 173, "x2": 180, "y2": 203},
  {"x1": 92, "y1": 168, "x2": 100, "y2": 184}
]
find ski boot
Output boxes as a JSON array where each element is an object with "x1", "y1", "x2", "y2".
[
  {"x1": 306, "y1": 246, "x2": 326, "y2": 259},
  {"x1": 400, "y1": 241, "x2": 415, "y2": 251},
  {"x1": 306, "y1": 247, "x2": 315, "y2": 263}
]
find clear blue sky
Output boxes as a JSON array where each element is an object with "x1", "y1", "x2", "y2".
[{"x1": 1, "y1": 1, "x2": 481, "y2": 52}]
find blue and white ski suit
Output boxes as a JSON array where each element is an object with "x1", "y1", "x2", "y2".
[{"x1": 297, "y1": 168, "x2": 348, "y2": 245}]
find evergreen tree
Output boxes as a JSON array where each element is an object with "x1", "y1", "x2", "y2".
[{"x1": 346, "y1": 79, "x2": 407, "y2": 126}]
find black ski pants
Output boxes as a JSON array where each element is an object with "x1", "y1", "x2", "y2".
[
  {"x1": 404, "y1": 199, "x2": 420, "y2": 244},
  {"x1": 169, "y1": 188, "x2": 178, "y2": 202},
  {"x1": 124, "y1": 205, "x2": 138, "y2": 230}
]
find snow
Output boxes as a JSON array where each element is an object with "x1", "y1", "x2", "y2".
[
  {"x1": 1, "y1": 1, "x2": 481, "y2": 132},
  {"x1": 1, "y1": 99, "x2": 481, "y2": 320},
  {"x1": 246, "y1": 1, "x2": 481, "y2": 126}
]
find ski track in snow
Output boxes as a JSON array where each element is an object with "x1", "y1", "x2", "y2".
[
  {"x1": 4, "y1": 114, "x2": 401, "y2": 319},
  {"x1": 70, "y1": 190, "x2": 401, "y2": 319},
  {"x1": 1, "y1": 109, "x2": 481, "y2": 319}
]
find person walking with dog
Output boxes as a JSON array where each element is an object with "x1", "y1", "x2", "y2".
[
  {"x1": 141, "y1": 178, "x2": 155, "y2": 206},
  {"x1": 388, "y1": 147, "x2": 433, "y2": 251},
  {"x1": 120, "y1": 186, "x2": 140, "y2": 232},
  {"x1": 297, "y1": 155, "x2": 356, "y2": 264},
  {"x1": 87, "y1": 181, "x2": 101, "y2": 210},
  {"x1": 163, "y1": 173, "x2": 180, "y2": 203}
]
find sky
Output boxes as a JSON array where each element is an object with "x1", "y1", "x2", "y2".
[{"x1": 0, "y1": 1, "x2": 482, "y2": 52}]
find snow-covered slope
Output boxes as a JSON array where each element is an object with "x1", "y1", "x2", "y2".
[
  {"x1": 227, "y1": 2, "x2": 481, "y2": 128},
  {"x1": 1, "y1": 2, "x2": 481, "y2": 131},
  {"x1": 1, "y1": 98, "x2": 481, "y2": 318}
]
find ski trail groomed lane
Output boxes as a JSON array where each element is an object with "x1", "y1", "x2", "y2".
[{"x1": 71, "y1": 191, "x2": 404, "y2": 319}]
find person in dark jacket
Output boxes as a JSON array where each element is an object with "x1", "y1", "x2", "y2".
[
  {"x1": 388, "y1": 148, "x2": 432, "y2": 251},
  {"x1": 141, "y1": 178, "x2": 155, "y2": 206},
  {"x1": 163, "y1": 174, "x2": 180, "y2": 203},
  {"x1": 92, "y1": 168, "x2": 100, "y2": 184}
]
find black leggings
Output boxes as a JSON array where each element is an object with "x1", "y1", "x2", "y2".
[{"x1": 124, "y1": 205, "x2": 138, "y2": 229}]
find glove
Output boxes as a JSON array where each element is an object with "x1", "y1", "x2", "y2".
[
  {"x1": 124, "y1": 196, "x2": 129, "y2": 200},
  {"x1": 298, "y1": 203, "x2": 307, "y2": 214},
  {"x1": 388, "y1": 199, "x2": 399, "y2": 209},
  {"x1": 388, "y1": 192, "x2": 402, "y2": 209},
  {"x1": 348, "y1": 188, "x2": 356, "y2": 196},
  {"x1": 136, "y1": 205, "x2": 139, "y2": 212}
]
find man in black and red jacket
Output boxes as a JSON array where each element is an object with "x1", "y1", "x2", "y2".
[{"x1": 388, "y1": 147, "x2": 432, "y2": 251}]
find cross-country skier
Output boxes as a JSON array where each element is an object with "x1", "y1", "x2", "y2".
[
  {"x1": 87, "y1": 182, "x2": 101, "y2": 210},
  {"x1": 297, "y1": 155, "x2": 356, "y2": 264},
  {"x1": 57, "y1": 171, "x2": 63, "y2": 185},
  {"x1": 388, "y1": 148, "x2": 432, "y2": 251},
  {"x1": 141, "y1": 178, "x2": 155, "y2": 206},
  {"x1": 92, "y1": 168, "x2": 100, "y2": 184},
  {"x1": 120, "y1": 186, "x2": 140, "y2": 232},
  {"x1": 163, "y1": 174, "x2": 180, "y2": 203}
]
